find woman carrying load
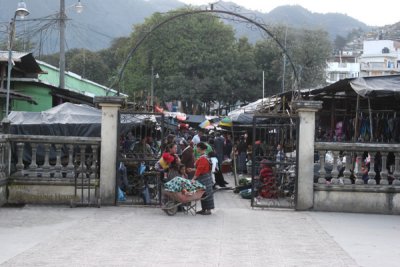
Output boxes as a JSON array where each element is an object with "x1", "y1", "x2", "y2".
[{"x1": 191, "y1": 142, "x2": 215, "y2": 215}]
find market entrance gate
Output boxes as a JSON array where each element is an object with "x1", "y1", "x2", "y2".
[
  {"x1": 116, "y1": 110, "x2": 165, "y2": 206},
  {"x1": 250, "y1": 114, "x2": 299, "y2": 209}
]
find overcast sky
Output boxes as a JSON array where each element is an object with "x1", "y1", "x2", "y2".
[{"x1": 179, "y1": 0, "x2": 399, "y2": 26}]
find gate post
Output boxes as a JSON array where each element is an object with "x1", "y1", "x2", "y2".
[
  {"x1": 94, "y1": 96, "x2": 125, "y2": 205},
  {"x1": 292, "y1": 100, "x2": 322, "y2": 210}
]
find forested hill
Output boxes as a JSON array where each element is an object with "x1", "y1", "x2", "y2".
[{"x1": 0, "y1": 0, "x2": 370, "y2": 52}]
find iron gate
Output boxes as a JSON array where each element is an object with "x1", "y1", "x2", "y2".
[
  {"x1": 250, "y1": 114, "x2": 298, "y2": 209},
  {"x1": 116, "y1": 110, "x2": 165, "y2": 206}
]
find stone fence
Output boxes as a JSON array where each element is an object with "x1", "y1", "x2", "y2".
[
  {"x1": 313, "y1": 142, "x2": 400, "y2": 214},
  {"x1": 0, "y1": 134, "x2": 101, "y2": 205}
]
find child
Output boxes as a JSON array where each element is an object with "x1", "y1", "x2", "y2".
[{"x1": 178, "y1": 164, "x2": 188, "y2": 179}]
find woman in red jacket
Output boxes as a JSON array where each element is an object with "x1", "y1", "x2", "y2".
[{"x1": 192, "y1": 142, "x2": 215, "y2": 215}]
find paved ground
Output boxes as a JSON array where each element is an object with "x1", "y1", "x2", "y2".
[{"x1": 0, "y1": 174, "x2": 399, "y2": 267}]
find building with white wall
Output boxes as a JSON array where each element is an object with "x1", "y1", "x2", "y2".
[
  {"x1": 326, "y1": 51, "x2": 360, "y2": 84},
  {"x1": 359, "y1": 40, "x2": 400, "y2": 77}
]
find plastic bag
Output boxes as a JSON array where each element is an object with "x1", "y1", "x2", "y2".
[
  {"x1": 138, "y1": 162, "x2": 146, "y2": 175},
  {"x1": 118, "y1": 187, "x2": 126, "y2": 201}
]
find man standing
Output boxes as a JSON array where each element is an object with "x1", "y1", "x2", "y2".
[
  {"x1": 214, "y1": 132, "x2": 225, "y2": 167},
  {"x1": 237, "y1": 136, "x2": 248, "y2": 174},
  {"x1": 181, "y1": 140, "x2": 195, "y2": 179}
]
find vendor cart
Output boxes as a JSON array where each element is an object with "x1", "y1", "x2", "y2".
[{"x1": 161, "y1": 189, "x2": 205, "y2": 216}]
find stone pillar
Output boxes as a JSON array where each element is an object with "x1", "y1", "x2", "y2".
[
  {"x1": 94, "y1": 96, "x2": 125, "y2": 205},
  {"x1": 292, "y1": 100, "x2": 322, "y2": 211}
]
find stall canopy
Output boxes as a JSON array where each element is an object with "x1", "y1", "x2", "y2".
[
  {"x1": 8, "y1": 102, "x2": 155, "y2": 137},
  {"x1": 350, "y1": 75, "x2": 400, "y2": 97},
  {"x1": 185, "y1": 114, "x2": 218, "y2": 124},
  {"x1": 9, "y1": 102, "x2": 101, "y2": 125},
  {"x1": 309, "y1": 75, "x2": 400, "y2": 98},
  {"x1": 8, "y1": 103, "x2": 102, "y2": 137},
  {"x1": 228, "y1": 98, "x2": 279, "y2": 124}
]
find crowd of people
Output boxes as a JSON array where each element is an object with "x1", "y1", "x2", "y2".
[
  {"x1": 154, "y1": 129, "x2": 234, "y2": 215},
  {"x1": 118, "y1": 126, "x2": 289, "y2": 212}
]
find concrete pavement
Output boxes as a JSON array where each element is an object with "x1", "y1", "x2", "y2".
[
  {"x1": 0, "y1": 176, "x2": 399, "y2": 266},
  {"x1": 310, "y1": 211, "x2": 400, "y2": 267}
]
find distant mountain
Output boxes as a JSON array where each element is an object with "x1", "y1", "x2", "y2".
[
  {"x1": 0, "y1": 0, "x2": 374, "y2": 53},
  {"x1": 0, "y1": 0, "x2": 182, "y2": 53},
  {"x1": 265, "y1": 5, "x2": 369, "y2": 38}
]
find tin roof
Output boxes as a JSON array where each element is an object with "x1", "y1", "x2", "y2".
[{"x1": 0, "y1": 51, "x2": 44, "y2": 74}]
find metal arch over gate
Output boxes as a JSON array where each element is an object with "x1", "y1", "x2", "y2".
[
  {"x1": 250, "y1": 114, "x2": 299, "y2": 209},
  {"x1": 116, "y1": 110, "x2": 165, "y2": 206},
  {"x1": 109, "y1": 8, "x2": 300, "y2": 97}
]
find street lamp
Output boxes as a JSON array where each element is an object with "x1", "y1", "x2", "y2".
[
  {"x1": 150, "y1": 66, "x2": 159, "y2": 111},
  {"x1": 75, "y1": 0, "x2": 84, "y2": 14},
  {"x1": 5, "y1": 0, "x2": 30, "y2": 116}
]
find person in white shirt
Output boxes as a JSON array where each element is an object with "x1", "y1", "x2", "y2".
[
  {"x1": 192, "y1": 130, "x2": 203, "y2": 145},
  {"x1": 208, "y1": 151, "x2": 218, "y2": 186}
]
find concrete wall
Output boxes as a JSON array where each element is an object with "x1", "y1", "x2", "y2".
[
  {"x1": 7, "y1": 184, "x2": 98, "y2": 205},
  {"x1": 95, "y1": 96, "x2": 125, "y2": 205},
  {"x1": 292, "y1": 100, "x2": 322, "y2": 210},
  {"x1": 314, "y1": 185, "x2": 400, "y2": 214}
]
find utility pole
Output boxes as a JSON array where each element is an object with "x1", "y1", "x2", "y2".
[
  {"x1": 150, "y1": 66, "x2": 154, "y2": 111},
  {"x1": 262, "y1": 70, "x2": 265, "y2": 105},
  {"x1": 281, "y1": 25, "x2": 288, "y2": 94},
  {"x1": 59, "y1": 0, "x2": 66, "y2": 89},
  {"x1": 150, "y1": 66, "x2": 159, "y2": 112}
]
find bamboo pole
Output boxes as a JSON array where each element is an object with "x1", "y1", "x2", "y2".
[{"x1": 354, "y1": 94, "x2": 360, "y2": 141}]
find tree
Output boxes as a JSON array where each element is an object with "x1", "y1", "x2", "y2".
[
  {"x1": 120, "y1": 8, "x2": 238, "y2": 113},
  {"x1": 36, "y1": 9, "x2": 333, "y2": 110},
  {"x1": 67, "y1": 49, "x2": 110, "y2": 84},
  {"x1": 228, "y1": 37, "x2": 260, "y2": 103},
  {"x1": 334, "y1": 35, "x2": 347, "y2": 53},
  {"x1": 291, "y1": 28, "x2": 332, "y2": 88},
  {"x1": 254, "y1": 26, "x2": 332, "y2": 92}
]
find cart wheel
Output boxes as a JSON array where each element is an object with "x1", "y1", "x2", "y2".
[{"x1": 163, "y1": 201, "x2": 178, "y2": 216}]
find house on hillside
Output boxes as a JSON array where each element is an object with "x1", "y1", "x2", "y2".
[
  {"x1": 326, "y1": 51, "x2": 360, "y2": 84},
  {"x1": 0, "y1": 51, "x2": 124, "y2": 120},
  {"x1": 359, "y1": 40, "x2": 400, "y2": 77}
]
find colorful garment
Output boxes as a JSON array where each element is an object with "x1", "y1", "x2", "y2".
[
  {"x1": 197, "y1": 173, "x2": 214, "y2": 210},
  {"x1": 194, "y1": 155, "x2": 211, "y2": 177},
  {"x1": 259, "y1": 166, "x2": 277, "y2": 198},
  {"x1": 164, "y1": 176, "x2": 205, "y2": 193},
  {"x1": 194, "y1": 154, "x2": 214, "y2": 210},
  {"x1": 194, "y1": 143, "x2": 213, "y2": 159}
]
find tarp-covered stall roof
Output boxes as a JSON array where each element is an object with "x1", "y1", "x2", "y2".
[
  {"x1": 9, "y1": 102, "x2": 101, "y2": 125},
  {"x1": 307, "y1": 75, "x2": 400, "y2": 112},
  {"x1": 8, "y1": 103, "x2": 156, "y2": 137},
  {"x1": 310, "y1": 75, "x2": 400, "y2": 98},
  {"x1": 350, "y1": 75, "x2": 400, "y2": 97},
  {"x1": 8, "y1": 103, "x2": 102, "y2": 137},
  {"x1": 228, "y1": 98, "x2": 279, "y2": 124}
]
